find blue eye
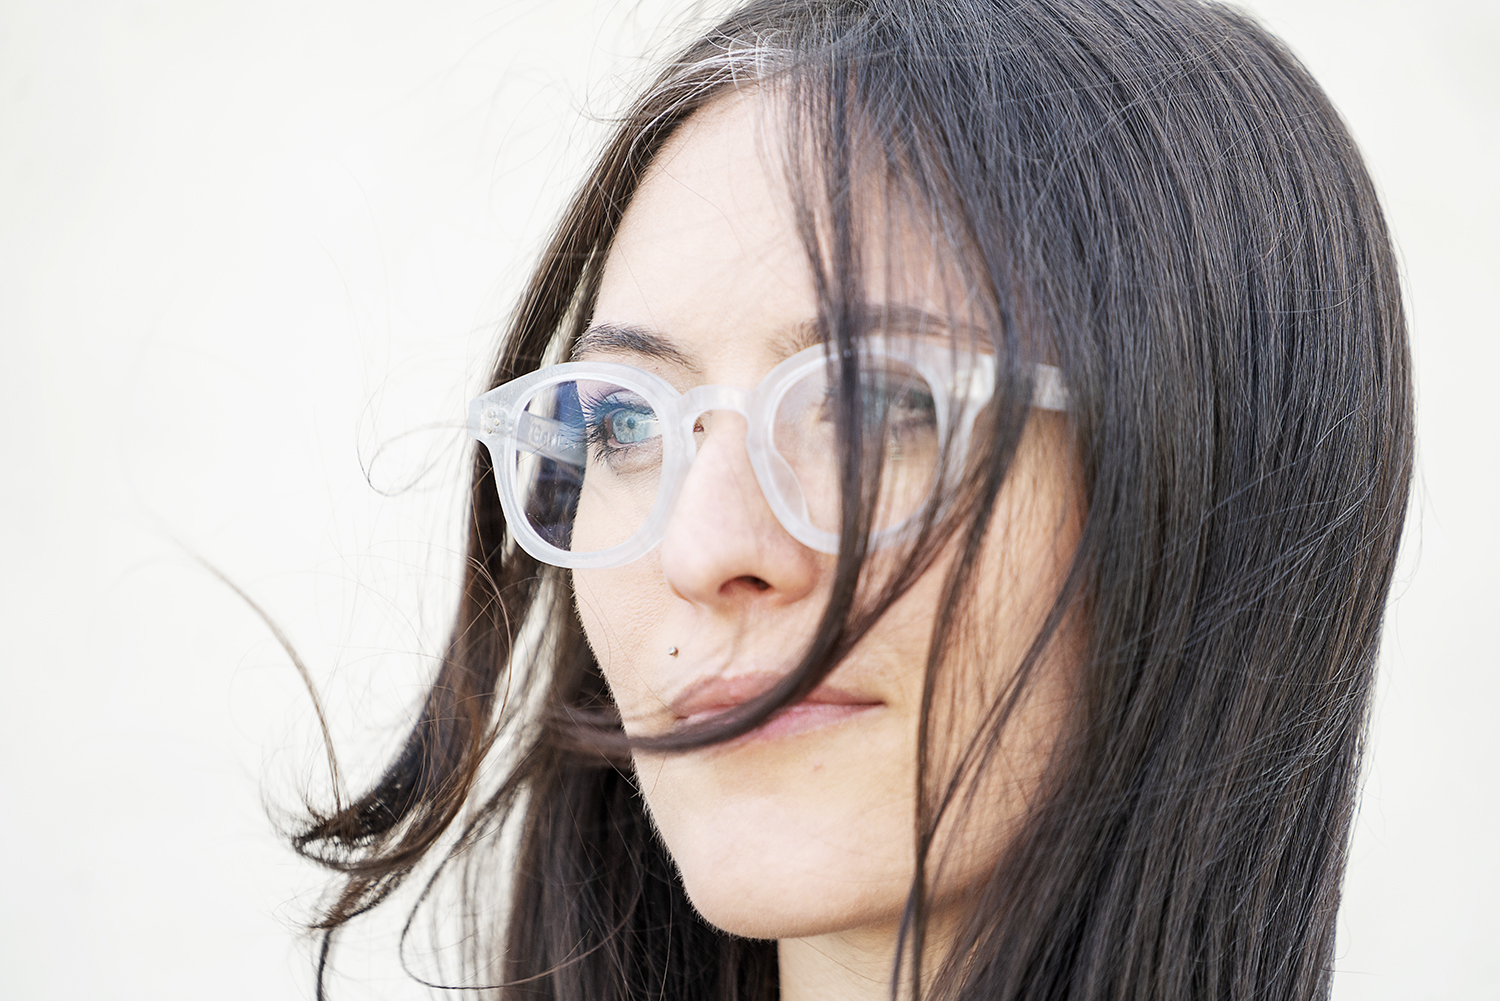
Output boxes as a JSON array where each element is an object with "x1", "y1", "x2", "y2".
[
  {"x1": 578, "y1": 388, "x2": 663, "y2": 472},
  {"x1": 815, "y1": 375, "x2": 937, "y2": 432},
  {"x1": 609, "y1": 407, "x2": 660, "y2": 444},
  {"x1": 869, "y1": 382, "x2": 935, "y2": 423}
]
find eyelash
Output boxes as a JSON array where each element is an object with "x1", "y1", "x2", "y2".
[
  {"x1": 580, "y1": 392, "x2": 661, "y2": 462},
  {"x1": 819, "y1": 378, "x2": 937, "y2": 430}
]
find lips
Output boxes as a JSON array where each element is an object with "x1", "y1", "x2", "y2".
[{"x1": 668, "y1": 671, "x2": 883, "y2": 739}]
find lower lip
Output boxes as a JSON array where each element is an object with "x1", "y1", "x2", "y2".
[{"x1": 685, "y1": 700, "x2": 882, "y2": 742}]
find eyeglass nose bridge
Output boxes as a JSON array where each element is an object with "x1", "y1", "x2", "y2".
[
  {"x1": 669, "y1": 381, "x2": 766, "y2": 500},
  {"x1": 675, "y1": 383, "x2": 752, "y2": 435},
  {"x1": 663, "y1": 380, "x2": 834, "y2": 555}
]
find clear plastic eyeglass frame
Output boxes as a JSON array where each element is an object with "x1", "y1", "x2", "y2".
[{"x1": 467, "y1": 342, "x2": 1067, "y2": 570}]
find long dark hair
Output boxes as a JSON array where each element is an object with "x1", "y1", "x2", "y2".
[{"x1": 292, "y1": 1, "x2": 1413, "y2": 999}]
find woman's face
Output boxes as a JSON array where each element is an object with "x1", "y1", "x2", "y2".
[{"x1": 572, "y1": 92, "x2": 1081, "y2": 950}]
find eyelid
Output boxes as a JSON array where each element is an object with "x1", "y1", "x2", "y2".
[{"x1": 578, "y1": 384, "x2": 652, "y2": 405}]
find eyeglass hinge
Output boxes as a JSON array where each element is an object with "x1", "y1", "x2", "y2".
[{"x1": 479, "y1": 408, "x2": 513, "y2": 436}]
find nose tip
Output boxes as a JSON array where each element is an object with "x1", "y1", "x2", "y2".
[{"x1": 658, "y1": 409, "x2": 821, "y2": 608}]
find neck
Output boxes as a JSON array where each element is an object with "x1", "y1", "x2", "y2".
[{"x1": 778, "y1": 920, "x2": 944, "y2": 1001}]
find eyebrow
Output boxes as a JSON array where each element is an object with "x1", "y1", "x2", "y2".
[
  {"x1": 866, "y1": 303, "x2": 981, "y2": 341},
  {"x1": 766, "y1": 319, "x2": 823, "y2": 360},
  {"x1": 571, "y1": 323, "x2": 700, "y2": 369}
]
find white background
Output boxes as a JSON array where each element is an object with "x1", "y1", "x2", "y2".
[{"x1": 1, "y1": 1, "x2": 1495, "y2": 998}]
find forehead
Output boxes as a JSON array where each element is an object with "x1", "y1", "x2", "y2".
[
  {"x1": 590, "y1": 92, "x2": 808, "y2": 370},
  {"x1": 590, "y1": 91, "x2": 961, "y2": 373}
]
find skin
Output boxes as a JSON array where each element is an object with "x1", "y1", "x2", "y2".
[{"x1": 571, "y1": 91, "x2": 1082, "y2": 1001}]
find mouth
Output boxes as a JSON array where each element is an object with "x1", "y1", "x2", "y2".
[{"x1": 668, "y1": 671, "x2": 884, "y2": 741}]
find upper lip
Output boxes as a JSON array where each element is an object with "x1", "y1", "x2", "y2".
[{"x1": 668, "y1": 670, "x2": 881, "y2": 721}]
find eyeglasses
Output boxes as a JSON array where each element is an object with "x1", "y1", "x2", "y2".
[{"x1": 468, "y1": 342, "x2": 1066, "y2": 569}]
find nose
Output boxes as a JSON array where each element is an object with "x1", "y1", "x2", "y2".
[{"x1": 658, "y1": 409, "x2": 822, "y2": 608}]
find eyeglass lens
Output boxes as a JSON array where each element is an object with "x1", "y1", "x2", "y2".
[{"x1": 508, "y1": 360, "x2": 945, "y2": 556}]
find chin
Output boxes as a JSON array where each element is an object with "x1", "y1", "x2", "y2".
[
  {"x1": 640, "y1": 765, "x2": 915, "y2": 940},
  {"x1": 673, "y1": 851, "x2": 901, "y2": 941}
]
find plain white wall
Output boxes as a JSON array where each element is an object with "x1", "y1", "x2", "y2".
[{"x1": 1, "y1": 1, "x2": 1494, "y2": 997}]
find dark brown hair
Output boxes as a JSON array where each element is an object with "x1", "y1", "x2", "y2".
[{"x1": 292, "y1": 2, "x2": 1413, "y2": 998}]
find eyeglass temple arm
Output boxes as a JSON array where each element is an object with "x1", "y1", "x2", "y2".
[
  {"x1": 1032, "y1": 364, "x2": 1067, "y2": 412},
  {"x1": 473, "y1": 405, "x2": 587, "y2": 466}
]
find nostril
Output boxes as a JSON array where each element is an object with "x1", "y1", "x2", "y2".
[{"x1": 715, "y1": 575, "x2": 772, "y2": 599}]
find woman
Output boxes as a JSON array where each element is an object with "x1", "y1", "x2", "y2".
[{"x1": 294, "y1": 1, "x2": 1413, "y2": 998}]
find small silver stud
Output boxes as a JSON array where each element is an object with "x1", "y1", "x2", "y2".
[{"x1": 667, "y1": 646, "x2": 679, "y2": 657}]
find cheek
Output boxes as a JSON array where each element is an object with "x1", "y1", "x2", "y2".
[
  {"x1": 572, "y1": 564, "x2": 671, "y2": 719},
  {"x1": 919, "y1": 426, "x2": 1084, "y2": 897}
]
